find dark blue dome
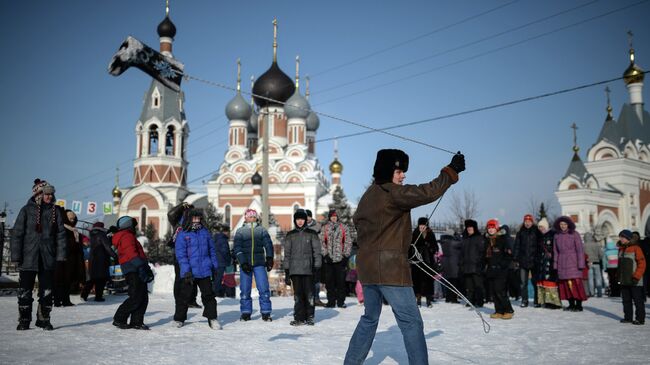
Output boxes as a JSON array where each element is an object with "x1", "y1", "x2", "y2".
[
  {"x1": 157, "y1": 16, "x2": 177, "y2": 38},
  {"x1": 252, "y1": 62, "x2": 295, "y2": 108}
]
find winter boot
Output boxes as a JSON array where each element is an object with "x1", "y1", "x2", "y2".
[
  {"x1": 426, "y1": 297, "x2": 433, "y2": 308},
  {"x1": 290, "y1": 320, "x2": 304, "y2": 326},
  {"x1": 262, "y1": 314, "x2": 272, "y2": 322},
  {"x1": 35, "y1": 304, "x2": 54, "y2": 331},
  {"x1": 416, "y1": 296, "x2": 422, "y2": 307},
  {"x1": 130, "y1": 323, "x2": 150, "y2": 330},
  {"x1": 17, "y1": 320, "x2": 30, "y2": 330},
  {"x1": 208, "y1": 319, "x2": 222, "y2": 330},
  {"x1": 574, "y1": 301, "x2": 583, "y2": 312},
  {"x1": 17, "y1": 300, "x2": 32, "y2": 331},
  {"x1": 305, "y1": 317, "x2": 315, "y2": 326},
  {"x1": 174, "y1": 321, "x2": 184, "y2": 328},
  {"x1": 563, "y1": 299, "x2": 575, "y2": 311},
  {"x1": 501, "y1": 312, "x2": 514, "y2": 320},
  {"x1": 632, "y1": 320, "x2": 645, "y2": 325},
  {"x1": 112, "y1": 321, "x2": 130, "y2": 329},
  {"x1": 520, "y1": 301, "x2": 528, "y2": 308},
  {"x1": 489, "y1": 313, "x2": 503, "y2": 319},
  {"x1": 240, "y1": 313, "x2": 251, "y2": 321}
]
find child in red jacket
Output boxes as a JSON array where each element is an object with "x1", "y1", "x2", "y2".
[
  {"x1": 618, "y1": 230, "x2": 646, "y2": 325},
  {"x1": 111, "y1": 216, "x2": 153, "y2": 330}
]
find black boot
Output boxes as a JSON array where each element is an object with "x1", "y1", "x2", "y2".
[
  {"x1": 575, "y1": 300, "x2": 583, "y2": 312},
  {"x1": 17, "y1": 299, "x2": 32, "y2": 331},
  {"x1": 564, "y1": 299, "x2": 575, "y2": 311},
  {"x1": 35, "y1": 304, "x2": 54, "y2": 331},
  {"x1": 17, "y1": 320, "x2": 30, "y2": 330}
]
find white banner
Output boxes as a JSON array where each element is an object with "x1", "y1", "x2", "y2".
[
  {"x1": 87, "y1": 202, "x2": 97, "y2": 215},
  {"x1": 71, "y1": 201, "x2": 82, "y2": 215},
  {"x1": 102, "y1": 202, "x2": 113, "y2": 215}
]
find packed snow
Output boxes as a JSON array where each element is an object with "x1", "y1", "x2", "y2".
[{"x1": 1, "y1": 269, "x2": 649, "y2": 364}]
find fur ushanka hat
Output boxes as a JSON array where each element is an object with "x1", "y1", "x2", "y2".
[{"x1": 373, "y1": 149, "x2": 409, "y2": 184}]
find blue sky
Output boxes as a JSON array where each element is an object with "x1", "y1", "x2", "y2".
[{"x1": 1, "y1": 0, "x2": 649, "y2": 226}]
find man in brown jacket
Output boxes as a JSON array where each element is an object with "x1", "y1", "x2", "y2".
[{"x1": 344, "y1": 149, "x2": 464, "y2": 365}]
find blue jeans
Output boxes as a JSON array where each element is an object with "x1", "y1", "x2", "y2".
[
  {"x1": 344, "y1": 285, "x2": 428, "y2": 365},
  {"x1": 239, "y1": 265, "x2": 272, "y2": 314},
  {"x1": 587, "y1": 263, "x2": 603, "y2": 297}
]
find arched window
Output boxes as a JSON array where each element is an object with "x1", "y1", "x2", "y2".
[
  {"x1": 140, "y1": 207, "x2": 147, "y2": 232},
  {"x1": 152, "y1": 87, "x2": 161, "y2": 109},
  {"x1": 224, "y1": 205, "x2": 231, "y2": 226},
  {"x1": 149, "y1": 125, "x2": 159, "y2": 155},
  {"x1": 568, "y1": 183, "x2": 578, "y2": 190},
  {"x1": 165, "y1": 126, "x2": 175, "y2": 156}
]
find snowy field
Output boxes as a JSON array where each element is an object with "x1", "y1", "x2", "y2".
[{"x1": 1, "y1": 288, "x2": 649, "y2": 364}]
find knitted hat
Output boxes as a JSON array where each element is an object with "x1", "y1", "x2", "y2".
[
  {"x1": 417, "y1": 217, "x2": 429, "y2": 226},
  {"x1": 305, "y1": 209, "x2": 313, "y2": 218},
  {"x1": 523, "y1": 214, "x2": 534, "y2": 223},
  {"x1": 32, "y1": 178, "x2": 55, "y2": 197},
  {"x1": 618, "y1": 229, "x2": 632, "y2": 240},
  {"x1": 373, "y1": 149, "x2": 409, "y2": 184},
  {"x1": 537, "y1": 218, "x2": 549, "y2": 230},
  {"x1": 328, "y1": 209, "x2": 338, "y2": 218},
  {"x1": 486, "y1": 219, "x2": 499, "y2": 230},
  {"x1": 245, "y1": 208, "x2": 258, "y2": 219}
]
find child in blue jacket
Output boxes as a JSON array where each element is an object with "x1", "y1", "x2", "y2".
[{"x1": 174, "y1": 210, "x2": 221, "y2": 329}]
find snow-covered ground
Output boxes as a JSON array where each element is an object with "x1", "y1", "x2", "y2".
[{"x1": 1, "y1": 290, "x2": 649, "y2": 365}]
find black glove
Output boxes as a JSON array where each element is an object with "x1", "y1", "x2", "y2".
[
  {"x1": 284, "y1": 270, "x2": 291, "y2": 285},
  {"x1": 183, "y1": 272, "x2": 193, "y2": 286},
  {"x1": 323, "y1": 255, "x2": 333, "y2": 264},
  {"x1": 241, "y1": 262, "x2": 252, "y2": 274},
  {"x1": 313, "y1": 267, "x2": 321, "y2": 279},
  {"x1": 266, "y1": 257, "x2": 274, "y2": 272},
  {"x1": 448, "y1": 152, "x2": 466, "y2": 173}
]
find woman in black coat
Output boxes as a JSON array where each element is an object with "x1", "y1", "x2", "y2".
[
  {"x1": 440, "y1": 233, "x2": 462, "y2": 303},
  {"x1": 81, "y1": 222, "x2": 118, "y2": 301},
  {"x1": 54, "y1": 210, "x2": 85, "y2": 306},
  {"x1": 410, "y1": 217, "x2": 438, "y2": 307},
  {"x1": 461, "y1": 219, "x2": 485, "y2": 307}
]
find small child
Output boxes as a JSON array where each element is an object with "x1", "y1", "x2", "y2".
[
  {"x1": 174, "y1": 209, "x2": 220, "y2": 329},
  {"x1": 283, "y1": 209, "x2": 321, "y2": 326},
  {"x1": 111, "y1": 216, "x2": 154, "y2": 330},
  {"x1": 617, "y1": 230, "x2": 646, "y2": 325}
]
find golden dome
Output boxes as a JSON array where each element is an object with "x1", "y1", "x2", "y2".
[
  {"x1": 329, "y1": 158, "x2": 343, "y2": 174},
  {"x1": 112, "y1": 186, "x2": 122, "y2": 199},
  {"x1": 623, "y1": 49, "x2": 644, "y2": 85}
]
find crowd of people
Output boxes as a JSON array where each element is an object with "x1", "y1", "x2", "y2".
[{"x1": 9, "y1": 172, "x2": 649, "y2": 336}]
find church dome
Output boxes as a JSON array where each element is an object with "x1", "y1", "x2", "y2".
[
  {"x1": 624, "y1": 62, "x2": 644, "y2": 85},
  {"x1": 284, "y1": 90, "x2": 310, "y2": 119},
  {"x1": 248, "y1": 110, "x2": 258, "y2": 133},
  {"x1": 225, "y1": 93, "x2": 252, "y2": 121},
  {"x1": 252, "y1": 62, "x2": 295, "y2": 108},
  {"x1": 329, "y1": 158, "x2": 343, "y2": 174},
  {"x1": 623, "y1": 49, "x2": 644, "y2": 85},
  {"x1": 251, "y1": 171, "x2": 262, "y2": 185},
  {"x1": 157, "y1": 16, "x2": 177, "y2": 38},
  {"x1": 112, "y1": 186, "x2": 122, "y2": 199},
  {"x1": 306, "y1": 111, "x2": 320, "y2": 131}
]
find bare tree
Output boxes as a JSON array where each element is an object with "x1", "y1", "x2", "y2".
[
  {"x1": 526, "y1": 194, "x2": 560, "y2": 222},
  {"x1": 448, "y1": 189, "x2": 480, "y2": 230}
]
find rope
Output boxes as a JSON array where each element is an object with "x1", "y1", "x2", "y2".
[{"x1": 407, "y1": 193, "x2": 491, "y2": 333}]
